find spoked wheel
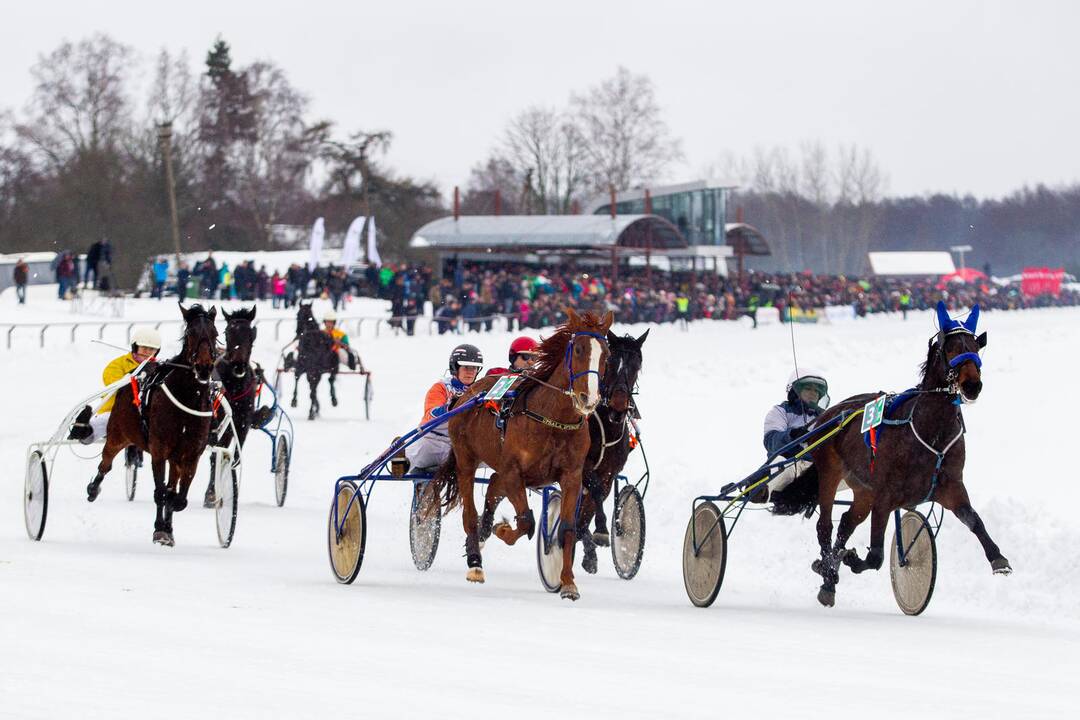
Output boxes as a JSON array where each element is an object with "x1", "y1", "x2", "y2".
[
  {"x1": 611, "y1": 485, "x2": 646, "y2": 580},
  {"x1": 682, "y1": 501, "x2": 727, "y2": 608},
  {"x1": 363, "y1": 375, "x2": 373, "y2": 421},
  {"x1": 890, "y1": 510, "x2": 938, "y2": 616},
  {"x1": 213, "y1": 454, "x2": 239, "y2": 549},
  {"x1": 24, "y1": 451, "x2": 49, "y2": 541},
  {"x1": 124, "y1": 448, "x2": 140, "y2": 502},
  {"x1": 409, "y1": 483, "x2": 441, "y2": 571},
  {"x1": 328, "y1": 482, "x2": 366, "y2": 584},
  {"x1": 536, "y1": 490, "x2": 569, "y2": 593},
  {"x1": 274, "y1": 437, "x2": 290, "y2": 508}
]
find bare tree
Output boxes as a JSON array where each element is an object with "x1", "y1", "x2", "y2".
[
  {"x1": 500, "y1": 105, "x2": 587, "y2": 214},
  {"x1": 570, "y1": 66, "x2": 682, "y2": 192},
  {"x1": 462, "y1": 155, "x2": 522, "y2": 214},
  {"x1": 234, "y1": 61, "x2": 322, "y2": 246}
]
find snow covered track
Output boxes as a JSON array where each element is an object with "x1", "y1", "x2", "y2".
[{"x1": 1, "y1": 293, "x2": 1078, "y2": 718}]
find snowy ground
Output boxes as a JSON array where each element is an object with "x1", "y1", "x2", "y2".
[{"x1": 1, "y1": 292, "x2": 1078, "y2": 719}]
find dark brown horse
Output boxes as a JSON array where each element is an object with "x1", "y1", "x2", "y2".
[
  {"x1": 204, "y1": 306, "x2": 263, "y2": 507},
  {"x1": 803, "y1": 302, "x2": 1009, "y2": 606},
  {"x1": 289, "y1": 301, "x2": 338, "y2": 420},
  {"x1": 577, "y1": 329, "x2": 648, "y2": 574},
  {"x1": 87, "y1": 303, "x2": 219, "y2": 546},
  {"x1": 430, "y1": 309, "x2": 612, "y2": 600}
]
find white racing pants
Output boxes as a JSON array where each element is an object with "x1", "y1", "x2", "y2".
[
  {"x1": 767, "y1": 459, "x2": 813, "y2": 493},
  {"x1": 88, "y1": 413, "x2": 110, "y2": 442},
  {"x1": 405, "y1": 431, "x2": 451, "y2": 472}
]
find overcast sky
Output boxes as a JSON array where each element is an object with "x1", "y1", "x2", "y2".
[{"x1": 3, "y1": 0, "x2": 1077, "y2": 200}]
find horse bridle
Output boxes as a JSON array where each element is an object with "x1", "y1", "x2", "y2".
[
  {"x1": 520, "y1": 331, "x2": 609, "y2": 416},
  {"x1": 936, "y1": 328, "x2": 985, "y2": 391}
]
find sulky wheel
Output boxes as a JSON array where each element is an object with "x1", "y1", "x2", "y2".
[
  {"x1": 24, "y1": 450, "x2": 49, "y2": 541},
  {"x1": 124, "y1": 447, "x2": 140, "y2": 502},
  {"x1": 214, "y1": 456, "x2": 239, "y2": 549},
  {"x1": 363, "y1": 375, "x2": 374, "y2": 421},
  {"x1": 409, "y1": 483, "x2": 441, "y2": 571},
  {"x1": 890, "y1": 510, "x2": 938, "y2": 616},
  {"x1": 682, "y1": 501, "x2": 727, "y2": 608},
  {"x1": 328, "y1": 482, "x2": 366, "y2": 584},
  {"x1": 611, "y1": 485, "x2": 646, "y2": 580},
  {"x1": 536, "y1": 490, "x2": 565, "y2": 593},
  {"x1": 274, "y1": 437, "x2": 290, "y2": 508}
]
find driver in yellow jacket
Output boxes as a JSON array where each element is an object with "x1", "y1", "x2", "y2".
[
  {"x1": 68, "y1": 327, "x2": 162, "y2": 443},
  {"x1": 323, "y1": 309, "x2": 360, "y2": 370}
]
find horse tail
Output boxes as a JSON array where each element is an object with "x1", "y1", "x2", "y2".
[
  {"x1": 770, "y1": 465, "x2": 820, "y2": 517},
  {"x1": 431, "y1": 448, "x2": 460, "y2": 512}
]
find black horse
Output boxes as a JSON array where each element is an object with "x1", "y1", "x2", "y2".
[
  {"x1": 204, "y1": 306, "x2": 268, "y2": 507},
  {"x1": 288, "y1": 301, "x2": 339, "y2": 420},
  {"x1": 89, "y1": 303, "x2": 219, "y2": 546},
  {"x1": 577, "y1": 329, "x2": 648, "y2": 574}
]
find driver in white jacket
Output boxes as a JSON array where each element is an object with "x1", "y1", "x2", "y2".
[{"x1": 753, "y1": 369, "x2": 829, "y2": 510}]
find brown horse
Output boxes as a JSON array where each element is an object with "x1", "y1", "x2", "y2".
[
  {"x1": 803, "y1": 302, "x2": 1009, "y2": 607},
  {"x1": 430, "y1": 308, "x2": 612, "y2": 600},
  {"x1": 87, "y1": 303, "x2": 220, "y2": 546}
]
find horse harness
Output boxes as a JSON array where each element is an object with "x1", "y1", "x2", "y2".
[{"x1": 865, "y1": 388, "x2": 966, "y2": 503}]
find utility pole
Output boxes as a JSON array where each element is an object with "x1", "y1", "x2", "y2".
[{"x1": 157, "y1": 122, "x2": 182, "y2": 264}]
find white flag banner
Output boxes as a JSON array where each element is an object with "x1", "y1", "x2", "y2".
[
  {"x1": 367, "y1": 216, "x2": 381, "y2": 267},
  {"x1": 341, "y1": 215, "x2": 365, "y2": 267},
  {"x1": 308, "y1": 217, "x2": 325, "y2": 270}
]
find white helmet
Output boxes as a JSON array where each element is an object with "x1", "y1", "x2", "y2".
[
  {"x1": 132, "y1": 327, "x2": 162, "y2": 350},
  {"x1": 787, "y1": 368, "x2": 829, "y2": 408},
  {"x1": 323, "y1": 309, "x2": 337, "y2": 322}
]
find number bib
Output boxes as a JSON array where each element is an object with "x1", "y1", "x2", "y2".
[{"x1": 860, "y1": 395, "x2": 887, "y2": 434}]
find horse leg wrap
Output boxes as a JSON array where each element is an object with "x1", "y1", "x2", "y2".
[
  {"x1": 478, "y1": 512, "x2": 494, "y2": 543},
  {"x1": 465, "y1": 533, "x2": 482, "y2": 568},
  {"x1": 864, "y1": 546, "x2": 884, "y2": 571},
  {"x1": 168, "y1": 492, "x2": 188, "y2": 513},
  {"x1": 518, "y1": 509, "x2": 536, "y2": 540}
]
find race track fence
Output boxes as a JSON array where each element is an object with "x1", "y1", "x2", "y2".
[{"x1": 0, "y1": 313, "x2": 522, "y2": 349}]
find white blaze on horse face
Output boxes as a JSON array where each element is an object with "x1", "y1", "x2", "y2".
[{"x1": 587, "y1": 338, "x2": 602, "y2": 407}]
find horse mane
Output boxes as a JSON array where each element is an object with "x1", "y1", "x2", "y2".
[
  {"x1": 918, "y1": 336, "x2": 942, "y2": 390},
  {"x1": 528, "y1": 311, "x2": 607, "y2": 382}
]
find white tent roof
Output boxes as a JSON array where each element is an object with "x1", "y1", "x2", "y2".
[{"x1": 868, "y1": 251, "x2": 956, "y2": 276}]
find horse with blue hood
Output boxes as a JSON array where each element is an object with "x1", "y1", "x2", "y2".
[{"x1": 784, "y1": 300, "x2": 1010, "y2": 608}]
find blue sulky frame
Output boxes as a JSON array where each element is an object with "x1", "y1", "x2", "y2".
[
  {"x1": 254, "y1": 381, "x2": 295, "y2": 481},
  {"x1": 684, "y1": 410, "x2": 945, "y2": 613},
  {"x1": 328, "y1": 390, "x2": 637, "y2": 587}
]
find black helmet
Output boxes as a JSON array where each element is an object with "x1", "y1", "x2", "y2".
[{"x1": 449, "y1": 343, "x2": 484, "y2": 374}]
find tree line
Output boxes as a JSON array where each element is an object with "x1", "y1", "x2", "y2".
[{"x1": 1, "y1": 36, "x2": 1076, "y2": 284}]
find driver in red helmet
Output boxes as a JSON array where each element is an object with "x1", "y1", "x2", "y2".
[{"x1": 486, "y1": 336, "x2": 539, "y2": 377}]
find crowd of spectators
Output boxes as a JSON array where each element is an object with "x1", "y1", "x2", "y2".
[{"x1": 135, "y1": 253, "x2": 1080, "y2": 333}]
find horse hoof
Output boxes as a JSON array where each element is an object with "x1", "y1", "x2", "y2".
[
  {"x1": 592, "y1": 531, "x2": 610, "y2": 547},
  {"x1": 466, "y1": 568, "x2": 485, "y2": 583},
  {"x1": 203, "y1": 493, "x2": 216, "y2": 509},
  {"x1": 86, "y1": 482, "x2": 101, "y2": 502},
  {"x1": 290, "y1": 399, "x2": 297, "y2": 408},
  {"x1": 331, "y1": 397, "x2": 339, "y2": 407},
  {"x1": 582, "y1": 550, "x2": 598, "y2": 575},
  {"x1": 560, "y1": 584, "x2": 580, "y2": 601},
  {"x1": 817, "y1": 587, "x2": 835, "y2": 607},
  {"x1": 811, "y1": 559, "x2": 823, "y2": 576},
  {"x1": 493, "y1": 522, "x2": 516, "y2": 545},
  {"x1": 153, "y1": 531, "x2": 174, "y2": 547},
  {"x1": 992, "y1": 557, "x2": 1012, "y2": 575}
]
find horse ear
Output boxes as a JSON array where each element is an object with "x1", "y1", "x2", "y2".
[
  {"x1": 248, "y1": 305, "x2": 257, "y2": 320},
  {"x1": 600, "y1": 310, "x2": 614, "y2": 333},
  {"x1": 935, "y1": 300, "x2": 951, "y2": 331},
  {"x1": 222, "y1": 308, "x2": 232, "y2": 321},
  {"x1": 977, "y1": 331, "x2": 987, "y2": 349},
  {"x1": 565, "y1": 306, "x2": 581, "y2": 326},
  {"x1": 178, "y1": 301, "x2": 189, "y2": 320},
  {"x1": 963, "y1": 304, "x2": 980, "y2": 333},
  {"x1": 208, "y1": 305, "x2": 217, "y2": 321},
  {"x1": 635, "y1": 328, "x2": 650, "y2": 346},
  {"x1": 607, "y1": 330, "x2": 619, "y2": 345}
]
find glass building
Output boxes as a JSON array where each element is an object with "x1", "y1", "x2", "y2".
[{"x1": 585, "y1": 180, "x2": 732, "y2": 246}]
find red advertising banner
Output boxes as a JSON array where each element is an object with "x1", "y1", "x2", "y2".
[{"x1": 1021, "y1": 267, "x2": 1065, "y2": 297}]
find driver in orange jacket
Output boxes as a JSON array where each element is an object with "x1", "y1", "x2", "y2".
[{"x1": 405, "y1": 343, "x2": 483, "y2": 472}]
